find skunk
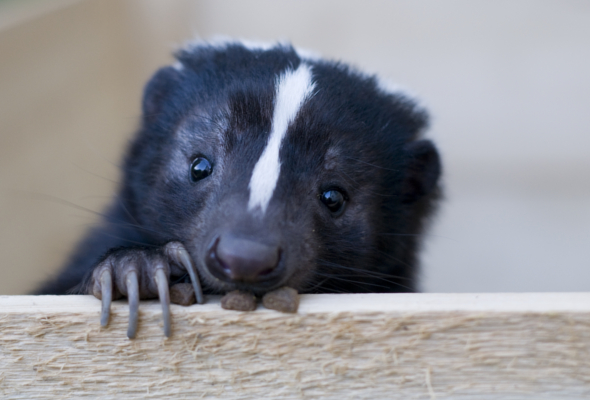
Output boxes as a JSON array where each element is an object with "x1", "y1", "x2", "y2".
[{"x1": 37, "y1": 40, "x2": 441, "y2": 337}]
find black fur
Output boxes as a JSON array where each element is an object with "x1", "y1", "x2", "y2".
[{"x1": 37, "y1": 41, "x2": 441, "y2": 296}]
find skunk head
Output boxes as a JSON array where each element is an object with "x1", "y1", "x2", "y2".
[{"x1": 123, "y1": 41, "x2": 441, "y2": 295}]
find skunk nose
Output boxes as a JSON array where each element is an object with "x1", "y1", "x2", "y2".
[{"x1": 207, "y1": 234, "x2": 280, "y2": 283}]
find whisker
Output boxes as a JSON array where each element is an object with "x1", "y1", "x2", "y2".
[
  {"x1": 377, "y1": 231, "x2": 451, "y2": 240},
  {"x1": 335, "y1": 169, "x2": 403, "y2": 198},
  {"x1": 312, "y1": 271, "x2": 394, "y2": 291},
  {"x1": 94, "y1": 232, "x2": 156, "y2": 248},
  {"x1": 23, "y1": 192, "x2": 180, "y2": 238},
  {"x1": 117, "y1": 197, "x2": 141, "y2": 227},
  {"x1": 378, "y1": 232, "x2": 421, "y2": 237},
  {"x1": 342, "y1": 155, "x2": 401, "y2": 172},
  {"x1": 370, "y1": 249, "x2": 413, "y2": 269},
  {"x1": 71, "y1": 163, "x2": 119, "y2": 184},
  {"x1": 317, "y1": 258, "x2": 412, "y2": 281},
  {"x1": 302, "y1": 277, "x2": 331, "y2": 293},
  {"x1": 315, "y1": 259, "x2": 414, "y2": 291}
]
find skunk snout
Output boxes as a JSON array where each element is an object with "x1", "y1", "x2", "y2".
[{"x1": 206, "y1": 234, "x2": 281, "y2": 285}]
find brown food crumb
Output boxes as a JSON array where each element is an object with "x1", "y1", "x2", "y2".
[
  {"x1": 221, "y1": 290, "x2": 257, "y2": 311},
  {"x1": 169, "y1": 283, "x2": 196, "y2": 306},
  {"x1": 262, "y1": 287, "x2": 299, "y2": 313}
]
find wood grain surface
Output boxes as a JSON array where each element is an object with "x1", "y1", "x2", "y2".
[{"x1": 1, "y1": 293, "x2": 589, "y2": 399}]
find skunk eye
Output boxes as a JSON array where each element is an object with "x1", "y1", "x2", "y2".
[
  {"x1": 190, "y1": 157, "x2": 213, "y2": 182},
  {"x1": 320, "y1": 189, "x2": 345, "y2": 215}
]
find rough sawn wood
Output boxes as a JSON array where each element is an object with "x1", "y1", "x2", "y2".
[{"x1": 1, "y1": 293, "x2": 589, "y2": 399}]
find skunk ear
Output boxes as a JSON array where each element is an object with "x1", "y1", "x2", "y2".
[
  {"x1": 401, "y1": 140, "x2": 441, "y2": 204},
  {"x1": 142, "y1": 66, "x2": 182, "y2": 124}
]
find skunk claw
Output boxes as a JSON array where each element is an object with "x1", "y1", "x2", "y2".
[
  {"x1": 179, "y1": 247, "x2": 204, "y2": 305},
  {"x1": 155, "y1": 268, "x2": 171, "y2": 337},
  {"x1": 166, "y1": 242, "x2": 204, "y2": 305},
  {"x1": 126, "y1": 271, "x2": 140, "y2": 339},
  {"x1": 99, "y1": 269, "x2": 112, "y2": 327}
]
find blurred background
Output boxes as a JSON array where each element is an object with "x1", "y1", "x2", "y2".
[{"x1": 0, "y1": 0, "x2": 588, "y2": 294}]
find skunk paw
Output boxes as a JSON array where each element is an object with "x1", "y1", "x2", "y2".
[{"x1": 90, "y1": 241, "x2": 203, "y2": 338}]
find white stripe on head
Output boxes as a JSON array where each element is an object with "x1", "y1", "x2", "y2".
[{"x1": 248, "y1": 64, "x2": 315, "y2": 214}]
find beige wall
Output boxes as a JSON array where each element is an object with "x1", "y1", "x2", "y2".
[{"x1": 1, "y1": 0, "x2": 589, "y2": 294}]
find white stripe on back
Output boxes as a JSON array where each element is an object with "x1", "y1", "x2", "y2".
[{"x1": 248, "y1": 64, "x2": 315, "y2": 214}]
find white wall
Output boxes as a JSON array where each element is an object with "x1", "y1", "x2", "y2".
[{"x1": 0, "y1": 0, "x2": 588, "y2": 294}]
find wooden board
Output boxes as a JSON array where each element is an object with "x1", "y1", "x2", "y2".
[{"x1": 1, "y1": 293, "x2": 589, "y2": 399}]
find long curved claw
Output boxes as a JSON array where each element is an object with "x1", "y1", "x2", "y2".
[
  {"x1": 99, "y1": 269, "x2": 112, "y2": 327},
  {"x1": 155, "y1": 269, "x2": 171, "y2": 337},
  {"x1": 176, "y1": 247, "x2": 204, "y2": 305},
  {"x1": 126, "y1": 271, "x2": 140, "y2": 339},
  {"x1": 167, "y1": 243, "x2": 204, "y2": 305}
]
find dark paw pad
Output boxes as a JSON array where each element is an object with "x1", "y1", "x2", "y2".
[
  {"x1": 170, "y1": 283, "x2": 196, "y2": 306},
  {"x1": 262, "y1": 287, "x2": 299, "y2": 313},
  {"x1": 221, "y1": 290, "x2": 257, "y2": 311}
]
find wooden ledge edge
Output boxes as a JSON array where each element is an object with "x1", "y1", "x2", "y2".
[{"x1": 1, "y1": 292, "x2": 589, "y2": 314}]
